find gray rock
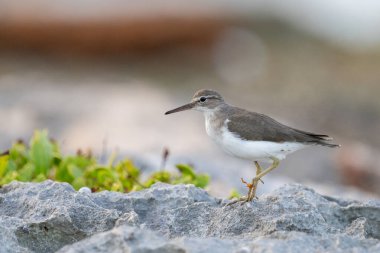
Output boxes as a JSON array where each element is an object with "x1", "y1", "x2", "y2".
[
  {"x1": 0, "y1": 181, "x2": 119, "y2": 253},
  {"x1": 56, "y1": 225, "x2": 239, "y2": 253},
  {"x1": 115, "y1": 211, "x2": 140, "y2": 227},
  {"x1": 0, "y1": 216, "x2": 31, "y2": 253},
  {"x1": 56, "y1": 227, "x2": 380, "y2": 253},
  {"x1": 0, "y1": 180, "x2": 379, "y2": 253},
  {"x1": 78, "y1": 187, "x2": 91, "y2": 194},
  {"x1": 57, "y1": 226, "x2": 186, "y2": 253}
]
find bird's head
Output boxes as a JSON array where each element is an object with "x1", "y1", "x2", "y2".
[{"x1": 165, "y1": 89, "x2": 224, "y2": 115}]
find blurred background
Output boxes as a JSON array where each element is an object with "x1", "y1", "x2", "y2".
[{"x1": 0, "y1": 0, "x2": 379, "y2": 199}]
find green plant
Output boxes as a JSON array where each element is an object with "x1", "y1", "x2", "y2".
[
  {"x1": 0, "y1": 130, "x2": 209, "y2": 192},
  {"x1": 228, "y1": 188, "x2": 242, "y2": 199}
]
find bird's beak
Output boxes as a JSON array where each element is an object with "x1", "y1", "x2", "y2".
[{"x1": 165, "y1": 102, "x2": 195, "y2": 115}]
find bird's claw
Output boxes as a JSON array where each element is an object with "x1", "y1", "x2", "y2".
[
  {"x1": 227, "y1": 176, "x2": 263, "y2": 207},
  {"x1": 225, "y1": 196, "x2": 250, "y2": 206},
  {"x1": 241, "y1": 178, "x2": 254, "y2": 189},
  {"x1": 241, "y1": 177, "x2": 264, "y2": 188},
  {"x1": 225, "y1": 194, "x2": 259, "y2": 207}
]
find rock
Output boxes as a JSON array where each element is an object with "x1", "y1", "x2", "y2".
[
  {"x1": 115, "y1": 211, "x2": 140, "y2": 227},
  {"x1": 56, "y1": 225, "x2": 238, "y2": 253},
  {"x1": 56, "y1": 227, "x2": 380, "y2": 253},
  {"x1": 0, "y1": 181, "x2": 119, "y2": 253},
  {"x1": 0, "y1": 180, "x2": 379, "y2": 253},
  {"x1": 56, "y1": 226, "x2": 184, "y2": 253},
  {"x1": 78, "y1": 187, "x2": 91, "y2": 194}
]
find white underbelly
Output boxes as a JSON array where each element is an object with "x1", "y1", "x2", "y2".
[
  {"x1": 204, "y1": 113, "x2": 306, "y2": 162},
  {"x1": 213, "y1": 128, "x2": 306, "y2": 162}
]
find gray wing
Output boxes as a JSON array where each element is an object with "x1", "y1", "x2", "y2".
[{"x1": 226, "y1": 107, "x2": 339, "y2": 147}]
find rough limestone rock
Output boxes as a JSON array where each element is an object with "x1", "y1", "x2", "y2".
[{"x1": 0, "y1": 180, "x2": 379, "y2": 253}]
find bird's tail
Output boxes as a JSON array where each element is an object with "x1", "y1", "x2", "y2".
[
  {"x1": 317, "y1": 141, "x2": 341, "y2": 148},
  {"x1": 307, "y1": 133, "x2": 340, "y2": 148},
  {"x1": 293, "y1": 129, "x2": 341, "y2": 148}
]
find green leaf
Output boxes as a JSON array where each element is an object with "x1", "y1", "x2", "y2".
[
  {"x1": 72, "y1": 177, "x2": 86, "y2": 190},
  {"x1": 68, "y1": 165, "x2": 83, "y2": 178},
  {"x1": 56, "y1": 156, "x2": 94, "y2": 183},
  {"x1": 176, "y1": 164, "x2": 196, "y2": 179},
  {"x1": 144, "y1": 171, "x2": 172, "y2": 188},
  {"x1": 0, "y1": 155, "x2": 9, "y2": 178},
  {"x1": 17, "y1": 163, "x2": 35, "y2": 181},
  {"x1": 33, "y1": 173, "x2": 47, "y2": 182},
  {"x1": 0, "y1": 171, "x2": 18, "y2": 185},
  {"x1": 174, "y1": 164, "x2": 209, "y2": 189},
  {"x1": 9, "y1": 142, "x2": 28, "y2": 169},
  {"x1": 84, "y1": 166, "x2": 117, "y2": 191},
  {"x1": 29, "y1": 130, "x2": 53, "y2": 175},
  {"x1": 193, "y1": 174, "x2": 209, "y2": 188},
  {"x1": 228, "y1": 188, "x2": 241, "y2": 199}
]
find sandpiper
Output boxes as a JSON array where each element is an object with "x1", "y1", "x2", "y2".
[{"x1": 165, "y1": 89, "x2": 339, "y2": 203}]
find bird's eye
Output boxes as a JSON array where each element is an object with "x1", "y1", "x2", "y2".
[{"x1": 200, "y1": 97, "x2": 207, "y2": 102}]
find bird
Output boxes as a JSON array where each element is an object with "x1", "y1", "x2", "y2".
[{"x1": 165, "y1": 89, "x2": 339, "y2": 203}]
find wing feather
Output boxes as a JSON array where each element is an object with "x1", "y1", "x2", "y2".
[{"x1": 226, "y1": 107, "x2": 339, "y2": 147}]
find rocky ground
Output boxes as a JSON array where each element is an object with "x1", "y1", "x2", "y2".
[{"x1": 0, "y1": 180, "x2": 379, "y2": 253}]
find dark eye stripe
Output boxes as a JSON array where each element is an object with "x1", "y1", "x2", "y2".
[{"x1": 198, "y1": 95, "x2": 218, "y2": 101}]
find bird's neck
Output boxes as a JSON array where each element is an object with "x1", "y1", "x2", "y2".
[
  {"x1": 203, "y1": 105, "x2": 229, "y2": 139},
  {"x1": 203, "y1": 103, "x2": 229, "y2": 121}
]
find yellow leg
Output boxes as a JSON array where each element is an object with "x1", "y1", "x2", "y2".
[
  {"x1": 242, "y1": 161, "x2": 263, "y2": 201},
  {"x1": 227, "y1": 158, "x2": 280, "y2": 206},
  {"x1": 227, "y1": 161, "x2": 264, "y2": 206},
  {"x1": 247, "y1": 158, "x2": 280, "y2": 201},
  {"x1": 255, "y1": 157, "x2": 280, "y2": 179},
  {"x1": 246, "y1": 161, "x2": 263, "y2": 201}
]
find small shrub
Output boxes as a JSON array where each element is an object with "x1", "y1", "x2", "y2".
[{"x1": 0, "y1": 130, "x2": 209, "y2": 192}]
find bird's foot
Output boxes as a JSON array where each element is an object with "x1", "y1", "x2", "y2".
[
  {"x1": 225, "y1": 178, "x2": 259, "y2": 207},
  {"x1": 226, "y1": 176, "x2": 265, "y2": 207},
  {"x1": 245, "y1": 177, "x2": 263, "y2": 202},
  {"x1": 241, "y1": 178, "x2": 256, "y2": 202},
  {"x1": 225, "y1": 196, "x2": 249, "y2": 206},
  {"x1": 225, "y1": 195, "x2": 259, "y2": 206},
  {"x1": 240, "y1": 178, "x2": 254, "y2": 190}
]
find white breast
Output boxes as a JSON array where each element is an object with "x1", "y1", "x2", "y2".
[
  {"x1": 205, "y1": 113, "x2": 218, "y2": 139},
  {"x1": 205, "y1": 116, "x2": 306, "y2": 162}
]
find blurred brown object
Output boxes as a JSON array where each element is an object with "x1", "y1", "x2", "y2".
[
  {"x1": 0, "y1": 1, "x2": 228, "y2": 55},
  {"x1": 336, "y1": 142, "x2": 380, "y2": 195},
  {"x1": 160, "y1": 147, "x2": 170, "y2": 170},
  {"x1": 0, "y1": 19, "x2": 225, "y2": 55},
  {"x1": 0, "y1": 150, "x2": 9, "y2": 156}
]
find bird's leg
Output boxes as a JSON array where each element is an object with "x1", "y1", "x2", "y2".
[
  {"x1": 255, "y1": 157, "x2": 280, "y2": 180},
  {"x1": 225, "y1": 178, "x2": 255, "y2": 206},
  {"x1": 247, "y1": 157, "x2": 280, "y2": 201},
  {"x1": 227, "y1": 162, "x2": 263, "y2": 206},
  {"x1": 227, "y1": 160, "x2": 278, "y2": 206},
  {"x1": 254, "y1": 161, "x2": 264, "y2": 184},
  {"x1": 241, "y1": 160, "x2": 264, "y2": 201},
  {"x1": 241, "y1": 178, "x2": 254, "y2": 200},
  {"x1": 246, "y1": 161, "x2": 264, "y2": 201}
]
